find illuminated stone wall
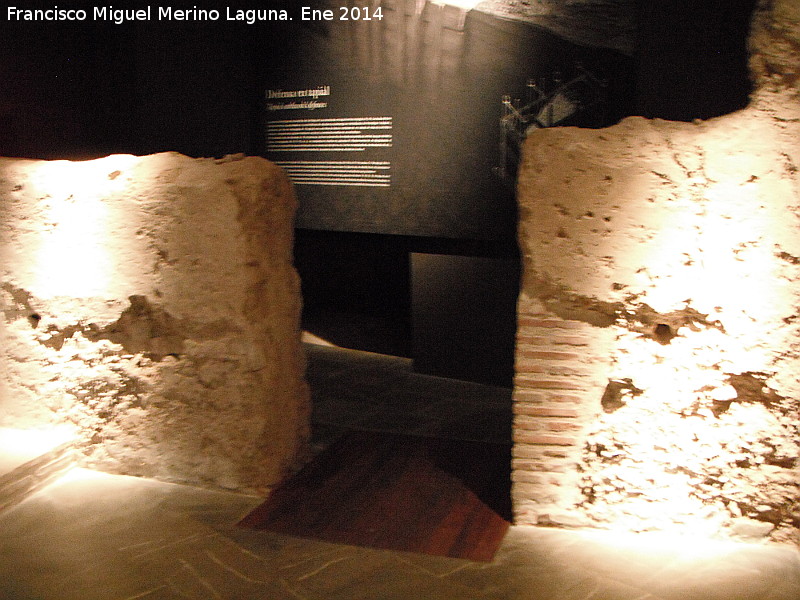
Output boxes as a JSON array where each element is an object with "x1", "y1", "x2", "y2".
[
  {"x1": 0, "y1": 153, "x2": 310, "y2": 493},
  {"x1": 513, "y1": 0, "x2": 800, "y2": 544}
]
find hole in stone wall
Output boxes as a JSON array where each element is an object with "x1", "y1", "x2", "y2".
[
  {"x1": 652, "y1": 323, "x2": 674, "y2": 344},
  {"x1": 28, "y1": 313, "x2": 41, "y2": 328},
  {"x1": 601, "y1": 378, "x2": 643, "y2": 413}
]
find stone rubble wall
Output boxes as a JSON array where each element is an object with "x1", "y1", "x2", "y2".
[
  {"x1": 0, "y1": 152, "x2": 310, "y2": 494},
  {"x1": 514, "y1": 0, "x2": 800, "y2": 544},
  {"x1": 476, "y1": 0, "x2": 636, "y2": 55}
]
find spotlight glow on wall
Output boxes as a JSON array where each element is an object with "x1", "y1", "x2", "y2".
[
  {"x1": 512, "y1": 101, "x2": 800, "y2": 544},
  {"x1": 416, "y1": 0, "x2": 482, "y2": 29},
  {"x1": 27, "y1": 155, "x2": 140, "y2": 299},
  {"x1": 0, "y1": 426, "x2": 75, "y2": 463}
]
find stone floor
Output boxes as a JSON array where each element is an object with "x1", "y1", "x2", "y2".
[
  {"x1": 0, "y1": 343, "x2": 799, "y2": 600},
  {"x1": 305, "y1": 342, "x2": 513, "y2": 450}
]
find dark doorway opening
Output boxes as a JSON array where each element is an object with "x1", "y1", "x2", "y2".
[{"x1": 294, "y1": 229, "x2": 521, "y2": 387}]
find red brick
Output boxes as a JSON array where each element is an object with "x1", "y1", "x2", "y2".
[
  {"x1": 543, "y1": 449, "x2": 571, "y2": 459},
  {"x1": 514, "y1": 417, "x2": 543, "y2": 431},
  {"x1": 513, "y1": 445, "x2": 573, "y2": 460},
  {"x1": 511, "y1": 471, "x2": 547, "y2": 484},
  {"x1": 512, "y1": 459, "x2": 548, "y2": 472},
  {"x1": 515, "y1": 378, "x2": 583, "y2": 391},
  {"x1": 513, "y1": 403, "x2": 542, "y2": 416},
  {"x1": 516, "y1": 361, "x2": 589, "y2": 377},
  {"x1": 545, "y1": 421, "x2": 582, "y2": 432},
  {"x1": 519, "y1": 350, "x2": 581, "y2": 361},
  {"x1": 515, "y1": 432, "x2": 577, "y2": 446},
  {"x1": 545, "y1": 393, "x2": 582, "y2": 403},
  {"x1": 518, "y1": 317, "x2": 584, "y2": 330},
  {"x1": 513, "y1": 403, "x2": 539, "y2": 416},
  {"x1": 512, "y1": 483, "x2": 561, "y2": 505},
  {"x1": 519, "y1": 406, "x2": 580, "y2": 418},
  {"x1": 516, "y1": 335, "x2": 549, "y2": 346},
  {"x1": 513, "y1": 458, "x2": 572, "y2": 473},
  {"x1": 551, "y1": 336, "x2": 589, "y2": 346},
  {"x1": 514, "y1": 417, "x2": 582, "y2": 433},
  {"x1": 512, "y1": 471, "x2": 566, "y2": 485},
  {"x1": 517, "y1": 363, "x2": 547, "y2": 374},
  {"x1": 513, "y1": 389, "x2": 546, "y2": 403},
  {"x1": 511, "y1": 485, "x2": 540, "y2": 500}
]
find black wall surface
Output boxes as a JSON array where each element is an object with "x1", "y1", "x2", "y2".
[
  {"x1": 0, "y1": 1, "x2": 633, "y2": 236},
  {"x1": 263, "y1": 4, "x2": 632, "y2": 240},
  {"x1": 2, "y1": 1, "x2": 754, "y2": 385},
  {"x1": 411, "y1": 253, "x2": 519, "y2": 386},
  {"x1": 635, "y1": 0, "x2": 757, "y2": 121},
  {"x1": 0, "y1": 1, "x2": 633, "y2": 385},
  {"x1": 0, "y1": 0, "x2": 299, "y2": 159}
]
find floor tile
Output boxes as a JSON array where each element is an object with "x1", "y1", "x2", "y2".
[{"x1": 0, "y1": 345, "x2": 798, "y2": 599}]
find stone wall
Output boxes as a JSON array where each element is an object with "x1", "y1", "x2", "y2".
[
  {"x1": 477, "y1": 0, "x2": 636, "y2": 55},
  {"x1": 0, "y1": 152, "x2": 310, "y2": 493},
  {"x1": 513, "y1": 0, "x2": 800, "y2": 544}
]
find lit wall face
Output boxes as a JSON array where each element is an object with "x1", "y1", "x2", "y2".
[
  {"x1": 513, "y1": 103, "x2": 800, "y2": 544},
  {"x1": 512, "y1": 0, "x2": 800, "y2": 546},
  {"x1": 0, "y1": 153, "x2": 309, "y2": 492}
]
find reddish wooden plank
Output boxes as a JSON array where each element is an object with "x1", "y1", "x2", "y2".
[{"x1": 238, "y1": 431, "x2": 511, "y2": 562}]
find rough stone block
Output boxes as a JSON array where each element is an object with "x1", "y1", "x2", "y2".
[
  {"x1": 512, "y1": 0, "x2": 800, "y2": 545},
  {"x1": 0, "y1": 153, "x2": 310, "y2": 493}
]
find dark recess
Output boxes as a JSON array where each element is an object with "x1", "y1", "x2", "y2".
[{"x1": 635, "y1": 0, "x2": 758, "y2": 121}]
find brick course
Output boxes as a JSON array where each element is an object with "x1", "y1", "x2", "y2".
[{"x1": 513, "y1": 310, "x2": 603, "y2": 525}]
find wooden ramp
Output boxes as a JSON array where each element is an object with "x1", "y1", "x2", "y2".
[{"x1": 239, "y1": 431, "x2": 512, "y2": 562}]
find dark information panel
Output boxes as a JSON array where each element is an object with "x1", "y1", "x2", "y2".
[{"x1": 263, "y1": 1, "x2": 630, "y2": 240}]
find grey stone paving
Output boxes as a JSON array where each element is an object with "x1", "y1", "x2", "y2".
[
  {"x1": 305, "y1": 343, "x2": 513, "y2": 448},
  {"x1": 0, "y1": 469, "x2": 798, "y2": 600},
  {"x1": 1, "y1": 344, "x2": 799, "y2": 599}
]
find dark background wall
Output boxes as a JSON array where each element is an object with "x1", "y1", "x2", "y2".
[
  {"x1": 0, "y1": 0, "x2": 756, "y2": 387},
  {"x1": 0, "y1": 2, "x2": 276, "y2": 160},
  {"x1": 635, "y1": 0, "x2": 757, "y2": 121},
  {"x1": 0, "y1": 1, "x2": 756, "y2": 159}
]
